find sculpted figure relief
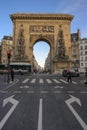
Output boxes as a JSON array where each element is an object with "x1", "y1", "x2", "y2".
[
  {"x1": 17, "y1": 28, "x2": 25, "y2": 57},
  {"x1": 57, "y1": 29, "x2": 66, "y2": 60}
]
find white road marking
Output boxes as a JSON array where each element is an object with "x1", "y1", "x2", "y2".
[
  {"x1": 31, "y1": 79, "x2": 36, "y2": 83},
  {"x1": 38, "y1": 98, "x2": 42, "y2": 130},
  {"x1": 65, "y1": 95, "x2": 87, "y2": 130},
  {"x1": 72, "y1": 81, "x2": 78, "y2": 84},
  {"x1": 46, "y1": 79, "x2": 52, "y2": 83},
  {"x1": 53, "y1": 79, "x2": 60, "y2": 83},
  {"x1": 60, "y1": 79, "x2": 68, "y2": 84},
  {"x1": 24, "y1": 85, "x2": 29, "y2": 88},
  {"x1": 20, "y1": 85, "x2": 29, "y2": 88},
  {"x1": 0, "y1": 91, "x2": 8, "y2": 93},
  {"x1": 54, "y1": 86, "x2": 63, "y2": 88},
  {"x1": 41, "y1": 91, "x2": 48, "y2": 93},
  {"x1": 53, "y1": 91, "x2": 62, "y2": 93},
  {"x1": 22, "y1": 78, "x2": 29, "y2": 83},
  {"x1": 39, "y1": 79, "x2": 43, "y2": 83},
  {"x1": 20, "y1": 86, "x2": 23, "y2": 88},
  {"x1": 14, "y1": 91, "x2": 21, "y2": 93},
  {"x1": 0, "y1": 95, "x2": 19, "y2": 130},
  {"x1": 27, "y1": 91, "x2": 35, "y2": 93},
  {"x1": 67, "y1": 91, "x2": 75, "y2": 94},
  {"x1": 80, "y1": 91, "x2": 87, "y2": 94}
]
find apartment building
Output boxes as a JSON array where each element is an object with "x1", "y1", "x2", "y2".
[
  {"x1": 1, "y1": 36, "x2": 13, "y2": 65},
  {"x1": 79, "y1": 38, "x2": 87, "y2": 73},
  {"x1": 71, "y1": 29, "x2": 81, "y2": 69}
]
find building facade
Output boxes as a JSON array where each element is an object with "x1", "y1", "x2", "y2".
[
  {"x1": 1, "y1": 36, "x2": 13, "y2": 65},
  {"x1": 79, "y1": 38, "x2": 87, "y2": 73},
  {"x1": 10, "y1": 13, "x2": 74, "y2": 73},
  {"x1": 71, "y1": 29, "x2": 81, "y2": 69}
]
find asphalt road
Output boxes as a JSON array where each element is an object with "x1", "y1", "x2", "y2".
[{"x1": 0, "y1": 74, "x2": 87, "y2": 130}]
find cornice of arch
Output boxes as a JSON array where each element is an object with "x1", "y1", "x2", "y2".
[{"x1": 10, "y1": 13, "x2": 74, "y2": 21}]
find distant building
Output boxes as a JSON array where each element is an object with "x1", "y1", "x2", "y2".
[
  {"x1": 44, "y1": 51, "x2": 51, "y2": 72},
  {"x1": 79, "y1": 38, "x2": 87, "y2": 73},
  {"x1": 71, "y1": 29, "x2": 81, "y2": 69},
  {"x1": 1, "y1": 36, "x2": 13, "y2": 65},
  {"x1": 32, "y1": 55, "x2": 42, "y2": 72}
]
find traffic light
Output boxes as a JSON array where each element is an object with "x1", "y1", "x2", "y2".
[{"x1": 7, "y1": 50, "x2": 11, "y2": 59}]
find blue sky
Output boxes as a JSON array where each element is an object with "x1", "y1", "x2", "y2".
[{"x1": 0, "y1": 0, "x2": 87, "y2": 67}]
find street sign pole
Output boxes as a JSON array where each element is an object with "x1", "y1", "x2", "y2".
[{"x1": 7, "y1": 50, "x2": 11, "y2": 83}]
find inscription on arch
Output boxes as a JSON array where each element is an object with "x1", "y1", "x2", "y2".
[{"x1": 30, "y1": 25, "x2": 54, "y2": 33}]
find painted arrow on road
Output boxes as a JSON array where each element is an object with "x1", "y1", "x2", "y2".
[
  {"x1": 65, "y1": 95, "x2": 87, "y2": 130},
  {"x1": 0, "y1": 95, "x2": 19, "y2": 130}
]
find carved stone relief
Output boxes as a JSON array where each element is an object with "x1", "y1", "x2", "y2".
[
  {"x1": 30, "y1": 25, "x2": 54, "y2": 33},
  {"x1": 14, "y1": 27, "x2": 29, "y2": 62},
  {"x1": 55, "y1": 29, "x2": 69, "y2": 61}
]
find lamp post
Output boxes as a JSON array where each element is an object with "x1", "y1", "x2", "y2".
[{"x1": 7, "y1": 50, "x2": 11, "y2": 83}]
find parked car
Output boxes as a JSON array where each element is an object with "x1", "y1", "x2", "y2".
[{"x1": 62, "y1": 69, "x2": 80, "y2": 77}]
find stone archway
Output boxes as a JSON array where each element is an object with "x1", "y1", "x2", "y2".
[
  {"x1": 30, "y1": 35, "x2": 53, "y2": 72},
  {"x1": 10, "y1": 13, "x2": 73, "y2": 73}
]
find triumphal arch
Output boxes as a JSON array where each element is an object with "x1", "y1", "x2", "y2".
[{"x1": 10, "y1": 13, "x2": 73, "y2": 73}]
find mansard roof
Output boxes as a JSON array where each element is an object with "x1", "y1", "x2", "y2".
[{"x1": 3, "y1": 36, "x2": 12, "y2": 40}]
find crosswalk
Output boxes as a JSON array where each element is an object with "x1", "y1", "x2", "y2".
[{"x1": 22, "y1": 78, "x2": 78, "y2": 85}]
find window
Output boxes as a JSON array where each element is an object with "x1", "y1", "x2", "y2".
[
  {"x1": 80, "y1": 46, "x2": 83, "y2": 50},
  {"x1": 80, "y1": 51, "x2": 83, "y2": 55},
  {"x1": 85, "y1": 63, "x2": 87, "y2": 67},
  {"x1": 85, "y1": 57, "x2": 87, "y2": 61},
  {"x1": 85, "y1": 45, "x2": 87, "y2": 49},
  {"x1": 85, "y1": 51, "x2": 87, "y2": 55},
  {"x1": 81, "y1": 57, "x2": 83, "y2": 61},
  {"x1": 81, "y1": 63, "x2": 84, "y2": 66}
]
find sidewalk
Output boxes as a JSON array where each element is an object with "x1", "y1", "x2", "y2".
[{"x1": 0, "y1": 74, "x2": 17, "y2": 89}]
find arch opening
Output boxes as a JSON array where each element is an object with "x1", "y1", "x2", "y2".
[{"x1": 33, "y1": 41, "x2": 51, "y2": 73}]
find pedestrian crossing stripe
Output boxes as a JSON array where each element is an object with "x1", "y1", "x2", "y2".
[
  {"x1": 22, "y1": 78, "x2": 78, "y2": 84},
  {"x1": 39, "y1": 79, "x2": 43, "y2": 83},
  {"x1": 72, "y1": 81, "x2": 78, "y2": 84},
  {"x1": 59, "y1": 79, "x2": 68, "y2": 84},
  {"x1": 22, "y1": 78, "x2": 29, "y2": 83},
  {"x1": 46, "y1": 79, "x2": 52, "y2": 83},
  {"x1": 31, "y1": 79, "x2": 36, "y2": 83},
  {"x1": 53, "y1": 79, "x2": 61, "y2": 83}
]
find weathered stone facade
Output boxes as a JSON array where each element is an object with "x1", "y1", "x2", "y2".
[{"x1": 10, "y1": 13, "x2": 73, "y2": 73}]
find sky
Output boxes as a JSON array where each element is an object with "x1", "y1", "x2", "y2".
[{"x1": 0, "y1": 0, "x2": 87, "y2": 67}]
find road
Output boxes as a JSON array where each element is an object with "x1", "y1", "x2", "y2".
[{"x1": 0, "y1": 74, "x2": 87, "y2": 130}]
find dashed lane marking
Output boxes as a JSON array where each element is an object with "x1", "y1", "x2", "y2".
[
  {"x1": 27, "y1": 91, "x2": 35, "y2": 93},
  {"x1": 14, "y1": 91, "x2": 21, "y2": 93},
  {"x1": 54, "y1": 86, "x2": 63, "y2": 88},
  {"x1": 80, "y1": 91, "x2": 87, "y2": 94},
  {"x1": 53, "y1": 91, "x2": 62, "y2": 93},
  {"x1": 0, "y1": 91, "x2": 8, "y2": 93},
  {"x1": 20, "y1": 85, "x2": 29, "y2": 88},
  {"x1": 41, "y1": 91, "x2": 48, "y2": 93},
  {"x1": 67, "y1": 91, "x2": 75, "y2": 94}
]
